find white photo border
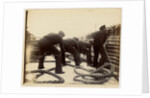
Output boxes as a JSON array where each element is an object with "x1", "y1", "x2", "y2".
[{"x1": 1, "y1": 0, "x2": 144, "y2": 95}]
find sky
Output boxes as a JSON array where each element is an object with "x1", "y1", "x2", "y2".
[{"x1": 26, "y1": 8, "x2": 121, "y2": 39}]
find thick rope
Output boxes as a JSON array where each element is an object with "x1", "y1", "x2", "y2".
[
  {"x1": 74, "y1": 63, "x2": 114, "y2": 78},
  {"x1": 73, "y1": 63, "x2": 115, "y2": 84},
  {"x1": 28, "y1": 60, "x2": 71, "y2": 84},
  {"x1": 30, "y1": 68, "x2": 64, "y2": 84},
  {"x1": 27, "y1": 62, "x2": 115, "y2": 84}
]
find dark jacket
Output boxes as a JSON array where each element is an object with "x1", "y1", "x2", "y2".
[
  {"x1": 93, "y1": 30, "x2": 107, "y2": 47},
  {"x1": 38, "y1": 33, "x2": 64, "y2": 52},
  {"x1": 63, "y1": 39, "x2": 79, "y2": 50},
  {"x1": 77, "y1": 41, "x2": 91, "y2": 53}
]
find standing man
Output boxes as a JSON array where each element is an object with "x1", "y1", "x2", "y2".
[
  {"x1": 38, "y1": 31, "x2": 66, "y2": 74},
  {"x1": 93, "y1": 25, "x2": 109, "y2": 68},
  {"x1": 63, "y1": 38, "x2": 81, "y2": 66}
]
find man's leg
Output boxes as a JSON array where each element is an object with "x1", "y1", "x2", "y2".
[
  {"x1": 38, "y1": 54, "x2": 45, "y2": 69},
  {"x1": 38, "y1": 47, "x2": 45, "y2": 69},
  {"x1": 55, "y1": 54, "x2": 64, "y2": 74},
  {"x1": 81, "y1": 47, "x2": 92, "y2": 66},
  {"x1": 38, "y1": 38, "x2": 47, "y2": 69},
  {"x1": 73, "y1": 49, "x2": 81, "y2": 66},
  {"x1": 49, "y1": 46, "x2": 64, "y2": 74},
  {"x1": 86, "y1": 52, "x2": 92, "y2": 66},
  {"x1": 97, "y1": 46, "x2": 109, "y2": 68},
  {"x1": 69, "y1": 48, "x2": 81, "y2": 66},
  {"x1": 93, "y1": 46, "x2": 99, "y2": 68}
]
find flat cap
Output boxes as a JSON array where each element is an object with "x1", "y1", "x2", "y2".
[{"x1": 99, "y1": 25, "x2": 106, "y2": 30}]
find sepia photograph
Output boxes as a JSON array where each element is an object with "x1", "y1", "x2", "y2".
[{"x1": 22, "y1": 8, "x2": 121, "y2": 88}]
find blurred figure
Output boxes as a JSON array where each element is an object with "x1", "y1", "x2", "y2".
[
  {"x1": 93, "y1": 25, "x2": 109, "y2": 68},
  {"x1": 115, "y1": 24, "x2": 121, "y2": 35},
  {"x1": 37, "y1": 31, "x2": 65, "y2": 74},
  {"x1": 63, "y1": 38, "x2": 81, "y2": 66},
  {"x1": 76, "y1": 40, "x2": 92, "y2": 66}
]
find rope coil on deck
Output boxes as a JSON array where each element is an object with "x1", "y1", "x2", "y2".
[
  {"x1": 30, "y1": 68, "x2": 65, "y2": 84},
  {"x1": 73, "y1": 63, "x2": 115, "y2": 84}
]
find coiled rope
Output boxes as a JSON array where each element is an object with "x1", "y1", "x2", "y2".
[
  {"x1": 27, "y1": 62, "x2": 115, "y2": 84},
  {"x1": 29, "y1": 68, "x2": 65, "y2": 84},
  {"x1": 73, "y1": 63, "x2": 115, "y2": 84},
  {"x1": 27, "y1": 60, "x2": 71, "y2": 84}
]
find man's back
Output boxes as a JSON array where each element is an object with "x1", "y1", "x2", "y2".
[
  {"x1": 63, "y1": 39, "x2": 78, "y2": 49},
  {"x1": 78, "y1": 41, "x2": 91, "y2": 48},
  {"x1": 43, "y1": 33, "x2": 62, "y2": 45},
  {"x1": 93, "y1": 30, "x2": 107, "y2": 46}
]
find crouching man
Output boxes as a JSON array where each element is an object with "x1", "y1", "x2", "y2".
[
  {"x1": 38, "y1": 31, "x2": 66, "y2": 74},
  {"x1": 73, "y1": 37, "x2": 92, "y2": 66},
  {"x1": 77, "y1": 40, "x2": 92, "y2": 66},
  {"x1": 63, "y1": 38, "x2": 81, "y2": 66}
]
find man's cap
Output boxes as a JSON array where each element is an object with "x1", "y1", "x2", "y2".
[
  {"x1": 73, "y1": 37, "x2": 79, "y2": 41},
  {"x1": 58, "y1": 31, "x2": 65, "y2": 36},
  {"x1": 99, "y1": 25, "x2": 106, "y2": 30}
]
